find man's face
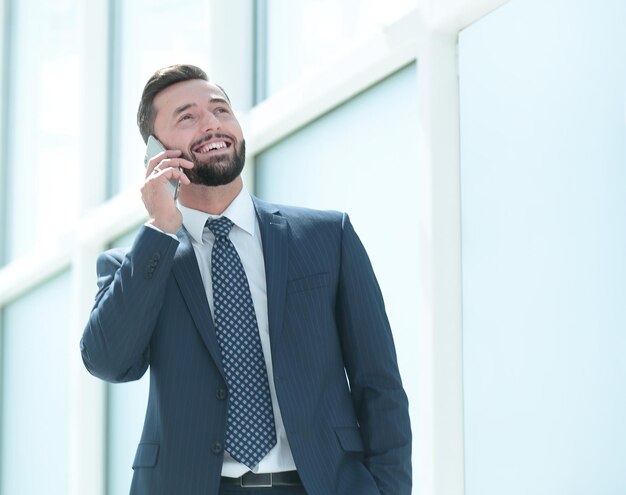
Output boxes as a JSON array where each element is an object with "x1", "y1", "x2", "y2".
[{"x1": 152, "y1": 79, "x2": 245, "y2": 187}]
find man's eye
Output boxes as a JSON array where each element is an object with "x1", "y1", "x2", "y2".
[
  {"x1": 179, "y1": 114, "x2": 193, "y2": 122},
  {"x1": 215, "y1": 107, "x2": 229, "y2": 114}
]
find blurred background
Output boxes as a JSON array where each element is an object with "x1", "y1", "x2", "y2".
[{"x1": 0, "y1": 0, "x2": 624, "y2": 494}]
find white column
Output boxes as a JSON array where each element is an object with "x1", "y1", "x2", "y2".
[
  {"x1": 68, "y1": 1, "x2": 111, "y2": 493},
  {"x1": 76, "y1": 0, "x2": 110, "y2": 212},
  {"x1": 0, "y1": 0, "x2": 8, "y2": 265},
  {"x1": 68, "y1": 242, "x2": 107, "y2": 495},
  {"x1": 205, "y1": 1, "x2": 255, "y2": 110},
  {"x1": 415, "y1": 26, "x2": 465, "y2": 495},
  {"x1": 205, "y1": 0, "x2": 256, "y2": 189},
  {"x1": 414, "y1": 1, "x2": 511, "y2": 494}
]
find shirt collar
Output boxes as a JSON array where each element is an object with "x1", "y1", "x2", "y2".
[{"x1": 178, "y1": 186, "x2": 257, "y2": 244}]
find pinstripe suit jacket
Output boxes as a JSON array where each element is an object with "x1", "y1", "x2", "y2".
[{"x1": 80, "y1": 197, "x2": 411, "y2": 495}]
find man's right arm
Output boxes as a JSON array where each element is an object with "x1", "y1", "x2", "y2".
[
  {"x1": 80, "y1": 226, "x2": 179, "y2": 383},
  {"x1": 81, "y1": 147, "x2": 191, "y2": 382}
]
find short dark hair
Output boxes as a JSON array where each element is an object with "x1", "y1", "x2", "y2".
[{"x1": 137, "y1": 64, "x2": 208, "y2": 143}]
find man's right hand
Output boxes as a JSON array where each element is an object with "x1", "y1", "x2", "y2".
[{"x1": 141, "y1": 149, "x2": 194, "y2": 234}]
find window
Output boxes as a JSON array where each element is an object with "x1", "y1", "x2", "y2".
[
  {"x1": 255, "y1": 63, "x2": 419, "y2": 354},
  {"x1": 460, "y1": 0, "x2": 626, "y2": 492},
  {"x1": 1, "y1": 271, "x2": 71, "y2": 495},
  {"x1": 255, "y1": 0, "x2": 417, "y2": 101},
  {"x1": 4, "y1": 0, "x2": 81, "y2": 264}
]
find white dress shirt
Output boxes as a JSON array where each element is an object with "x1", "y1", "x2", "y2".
[{"x1": 176, "y1": 188, "x2": 296, "y2": 477}]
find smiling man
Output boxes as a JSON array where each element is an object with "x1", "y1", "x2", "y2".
[{"x1": 80, "y1": 64, "x2": 411, "y2": 495}]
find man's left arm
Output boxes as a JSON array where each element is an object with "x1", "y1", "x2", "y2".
[{"x1": 335, "y1": 213, "x2": 412, "y2": 495}]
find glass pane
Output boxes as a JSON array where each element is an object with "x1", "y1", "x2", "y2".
[
  {"x1": 1, "y1": 271, "x2": 71, "y2": 495},
  {"x1": 106, "y1": 378, "x2": 149, "y2": 495},
  {"x1": 260, "y1": 0, "x2": 417, "y2": 100},
  {"x1": 459, "y1": 1, "x2": 626, "y2": 493},
  {"x1": 106, "y1": 227, "x2": 149, "y2": 495},
  {"x1": 5, "y1": 0, "x2": 81, "y2": 263},
  {"x1": 109, "y1": 0, "x2": 212, "y2": 197},
  {"x1": 255, "y1": 63, "x2": 419, "y2": 386}
]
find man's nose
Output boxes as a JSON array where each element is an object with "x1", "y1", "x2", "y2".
[{"x1": 201, "y1": 110, "x2": 221, "y2": 132}]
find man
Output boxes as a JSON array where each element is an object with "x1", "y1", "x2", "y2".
[{"x1": 80, "y1": 64, "x2": 411, "y2": 495}]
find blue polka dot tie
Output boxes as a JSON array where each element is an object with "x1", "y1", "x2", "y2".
[{"x1": 208, "y1": 217, "x2": 277, "y2": 469}]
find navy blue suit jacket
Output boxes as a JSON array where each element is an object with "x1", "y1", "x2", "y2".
[{"x1": 81, "y1": 198, "x2": 411, "y2": 495}]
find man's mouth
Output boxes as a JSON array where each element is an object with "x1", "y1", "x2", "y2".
[{"x1": 193, "y1": 139, "x2": 232, "y2": 155}]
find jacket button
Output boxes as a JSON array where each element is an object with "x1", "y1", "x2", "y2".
[
  {"x1": 212, "y1": 442, "x2": 223, "y2": 454},
  {"x1": 216, "y1": 388, "x2": 227, "y2": 400},
  {"x1": 152, "y1": 252, "x2": 161, "y2": 261}
]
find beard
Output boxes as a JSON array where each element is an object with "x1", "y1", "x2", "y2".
[{"x1": 182, "y1": 136, "x2": 246, "y2": 187}]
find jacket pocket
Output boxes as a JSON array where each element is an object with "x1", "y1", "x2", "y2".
[
  {"x1": 132, "y1": 442, "x2": 160, "y2": 469},
  {"x1": 286, "y1": 272, "x2": 330, "y2": 294},
  {"x1": 335, "y1": 427, "x2": 364, "y2": 453}
]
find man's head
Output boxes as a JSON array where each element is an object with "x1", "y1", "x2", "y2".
[
  {"x1": 137, "y1": 64, "x2": 210, "y2": 143},
  {"x1": 137, "y1": 64, "x2": 245, "y2": 187}
]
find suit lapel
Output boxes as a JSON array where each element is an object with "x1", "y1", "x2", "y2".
[
  {"x1": 254, "y1": 198, "x2": 289, "y2": 346},
  {"x1": 172, "y1": 227, "x2": 225, "y2": 378}
]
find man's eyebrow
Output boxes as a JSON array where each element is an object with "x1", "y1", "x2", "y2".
[
  {"x1": 173, "y1": 102, "x2": 196, "y2": 117},
  {"x1": 209, "y1": 97, "x2": 230, "y2": 106},
  {"x1": 173, "y1": 98, "x2": 230, "y2": 117}
]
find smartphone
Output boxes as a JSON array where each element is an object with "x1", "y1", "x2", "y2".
[{"x1": 144, "y1": 135, "x2": 181, "y2": 199}]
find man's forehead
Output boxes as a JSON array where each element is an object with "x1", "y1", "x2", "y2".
[{"x1": 155, "y1": 79, "x2": 229, "y2": 113}]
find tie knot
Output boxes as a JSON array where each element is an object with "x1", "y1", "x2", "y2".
[{"x1": 207, "y1": 216, "x2": 234, "y2": 239}]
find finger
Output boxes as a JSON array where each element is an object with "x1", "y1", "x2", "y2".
[
  {"x1": 157, "y1": 157, "x2": 195, "y2": 170},
  {"x1": 149, "y1": 162, "x2": 192, "y2": 183},
  {"x1": 150, "y1": 166, "x2": 191, "y2": 186},
  {"x1": 146, "y1": 149, "x2": 182, "y2": 176}
]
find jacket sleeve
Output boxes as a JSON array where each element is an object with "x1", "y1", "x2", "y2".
[
  {"x1": 335, "y1": 213, "x2": 412, "y2": 495},
  {"x1": 80, "y1": 225, "x2": 179, "y2": 383}
]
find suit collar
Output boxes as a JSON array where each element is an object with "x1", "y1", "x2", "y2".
[
  {"x1": 172, "y1": 227, "x2": 225, "y2": 378},
  {"x1": 253, "y1": 197, "x2": 289, "y2": 346}
]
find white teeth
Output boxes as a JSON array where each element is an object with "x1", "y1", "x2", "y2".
[{"x1": 199, "y1": 141, "x2": 227, "y2": 153}]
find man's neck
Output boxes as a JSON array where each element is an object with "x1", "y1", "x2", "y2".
[{"x1": 178, "y1": 177, "x2": 244, "y2": 215}]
